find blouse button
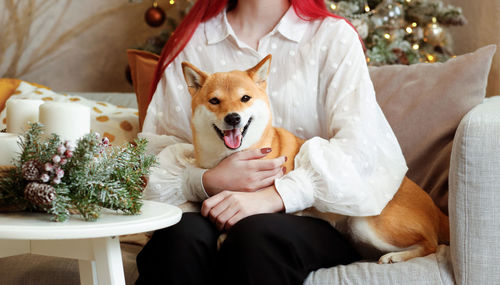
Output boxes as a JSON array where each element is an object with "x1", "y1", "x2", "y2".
[
  {"x1": 237, "y1": 50, "x2": 243, "y2": 56},
  {"x1": 289, "y1": 50, "x2": 296, "y2": 56},
  {"x1": 271, "y1": 91, "x2": 278, "y2": 97},
  {"x1": 271, "y1": 43, "x2": 278, "y2": 49},
  {"x1": 177, "y1": 84, "x2": 184, "y2": 90},
  {"x1": 271, "y1": 67, "x2": 277, "y2": 73},
  {"x1": 197, "y1": 46, "x2": 202, "y2": 51},
  {"x1": 296, "y1": 127, "x2": 304, "y2": 133},
  {"x1": 340, "y1": 38, "x2": 348, "y2": 45},
  {"x1": 157, "y1": 111, "x2": 164, "y2": 118},
  {"x1": 332, "y1": 63, "x2": 339, "y2": 70},
  {"x1": 276, "y1": 117, "x2": 283, "y2": 125},
  {"x1": 175, "y1": 106, "x2": 182, "y2": 112},
  {"x1": 321, "y1": 46, "x2": 327, "y2": 52},
  {"x1": 220, "y1": 59, "x2": 226, "y2": 66}
]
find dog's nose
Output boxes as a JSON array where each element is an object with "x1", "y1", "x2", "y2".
[{"x1": 224, "y1": 113, "x2": 241, "y2": 126}]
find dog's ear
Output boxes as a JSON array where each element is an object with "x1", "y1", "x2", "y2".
[
  {"x1": 247, "y1": 54, "x2": 271, "y2": 88},
  {"x1": 182, "y1": 62, "x2": 208, "y2": 96}
]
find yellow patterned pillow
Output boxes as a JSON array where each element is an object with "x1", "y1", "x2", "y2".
[
  {"x1": 0, "y1": 79, "x2": 50, "y2": 113},
  {"x1": 0, "y1": 81, "x2": 139, "y2": 145}
]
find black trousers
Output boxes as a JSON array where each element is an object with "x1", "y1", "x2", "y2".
[{"x1": 136, "y1": 212, "x2": 361, "y2": 285}]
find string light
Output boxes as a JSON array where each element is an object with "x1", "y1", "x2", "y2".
[
  {"x1": 364, "y1": 4, "x2": 371, "y2": 12},
  {"x1": 426, "y1": 54, "x2": 435, "y2": 62},
  {"x1": 384, "y1": 33, "x2": 391, "y2": 39},
  {"x1": 412, "y1": 44, "x2": 419, "y2": 50},
  {"x1": 330, "y1": 3, "x2": 337, "y2": 10},
  {"x1": 406, "y1": 27, "x2": 413, "y2": 34},
  {"x1": 366, "y1": 57, "x2": 371, "y2": 63},
  {"x1": 432, "y1": 17, "x2": 437, "y2": 23},
  {"x1": 169, "y1": 0, "x2": 175, "y2": 4},
  {"x1": 411, "y1": 22, "x2": 418, "y2": 28}
]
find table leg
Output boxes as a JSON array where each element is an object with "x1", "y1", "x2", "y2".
[
  {"x1": 92, "y1": 236, "x2": 125, "y2": 285},
  {"x1": 79, "y1": 260, "x2": 98, "y2": 285}
]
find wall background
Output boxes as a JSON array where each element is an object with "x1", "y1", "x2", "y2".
[
  {"x1": 445, "y1": 0, "x2": 500, "y2": 97},
  {"x1": 0, "y1": 0, "x2": 498, "y2": 96},
  {"x1": 0, "y1": 0, "x2": 187, "y2": 92}
]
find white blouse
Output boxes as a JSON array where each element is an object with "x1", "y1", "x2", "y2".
[{"x1": 140, "y1": 7, "x2": 408, "y2": 216}]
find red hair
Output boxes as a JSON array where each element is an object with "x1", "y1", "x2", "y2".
[{"x1": 149, "y1": 0, "x2": 362, "y2": 103}]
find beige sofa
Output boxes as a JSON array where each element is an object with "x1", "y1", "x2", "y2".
[{"x1": 0, "y1": 45, "x2": 498, "y2": 284}]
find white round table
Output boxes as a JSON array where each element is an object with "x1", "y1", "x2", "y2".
[{"x1": 0, "y1": 200, "x2": 182, "y2": 285}]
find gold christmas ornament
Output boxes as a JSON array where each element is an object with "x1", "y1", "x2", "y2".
[{"x1": 424, "y1": 20, "x2": 446, "y2": 47}]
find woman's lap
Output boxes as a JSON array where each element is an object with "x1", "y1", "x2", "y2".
[{"x1": 136, "y1": 212, "x2": 361, "y2": 285}]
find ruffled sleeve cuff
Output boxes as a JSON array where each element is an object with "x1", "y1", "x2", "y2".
[
  {"x1": 182, "y1": 166, "x2": 209, "y2": 202},
  {"x1": 274, "y1": 167, "x2": 316, "y2": 213}
]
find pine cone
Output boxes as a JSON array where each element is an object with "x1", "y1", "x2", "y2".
[
  {"x1": 24, "y1": 182, "x2": 56, "y2": 206},
  {"x1": 22, "y1": 160, "x2": 42, "y2": 181}
]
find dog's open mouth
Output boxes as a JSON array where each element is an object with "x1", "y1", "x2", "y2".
[{"x1": 213, "y1": 117, "x2": 253, "y2": 150}]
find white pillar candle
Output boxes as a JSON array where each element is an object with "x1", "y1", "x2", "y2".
[
  {"x1": 6, "y1": 99, "x2": 44, "y2": 134},
  {"x1": 0, "y1": 133, "x2": 21, "y2": 166},
  {"x1": 39, "y1": 102, "x2": 91, "y2": 142}
]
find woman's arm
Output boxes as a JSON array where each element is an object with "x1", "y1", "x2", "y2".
[{"x1": 274, "y1": 21, "x2": 408, "y2": 216}]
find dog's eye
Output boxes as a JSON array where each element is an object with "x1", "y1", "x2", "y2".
[
  {"x1": 241, "y1": 95, "x2": 251, "y2": 103},
  {"x1": 209, "y1": 98, "x2": 220, "y2": 105}
]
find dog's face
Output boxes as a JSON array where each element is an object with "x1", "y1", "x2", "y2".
[{"x1": 182, "y1": 55, "x2": 272, "y2": 161}]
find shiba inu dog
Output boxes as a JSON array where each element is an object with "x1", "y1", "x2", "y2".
[{"x1": 181, "y1": 55, "x2": 449, "y2": 264}]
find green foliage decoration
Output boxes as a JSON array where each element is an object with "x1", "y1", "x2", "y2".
[{"x1": 0, "y1": 123, "x2": 157, "y2": 222}]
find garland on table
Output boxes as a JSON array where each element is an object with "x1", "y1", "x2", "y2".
[{"x1": 0, "y1": 123, "x2": 157, "y2": 222}]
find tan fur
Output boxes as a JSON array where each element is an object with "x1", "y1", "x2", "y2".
[
  {"x1": 366, "y1": 177, "x2": 450, "y2": 263},
  {"x1": 182, "y1": 55, "x2": 449, "y2": 263},
  {"x1": 182, "y1": 55, "x2": 303, "y2": 171}
]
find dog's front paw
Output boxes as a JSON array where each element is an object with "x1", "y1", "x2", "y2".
[{"x1": 378, "y1": 252, "x2": 405, "y2": 264}]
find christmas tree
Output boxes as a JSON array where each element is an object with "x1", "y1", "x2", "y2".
[
  {"x1": 326, "y1": 0, "x2": 466, "y2": 65},
  {"x1": 136, "y1": 0, "x2": 465, "y2": 66}
]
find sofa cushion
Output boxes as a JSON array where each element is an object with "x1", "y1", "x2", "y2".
[
  {"x1": 369, "y1": 45, "x2": 496, "y2": 213},
  {"x1": 305, "y1": 245, "x2": 454, "y2": 285}
]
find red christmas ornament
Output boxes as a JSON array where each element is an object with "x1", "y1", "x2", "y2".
[{"x1": 145, "y1": 2, "x2": 166, "y2": 27}]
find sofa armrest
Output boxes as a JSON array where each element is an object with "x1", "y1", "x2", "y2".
[{"x1": 449, "y1": 96, "x2": 500, "y2": 285}]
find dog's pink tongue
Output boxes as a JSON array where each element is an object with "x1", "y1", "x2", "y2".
[{"x1": 223, "y1": 129, "x2": 242, "y2": 149}]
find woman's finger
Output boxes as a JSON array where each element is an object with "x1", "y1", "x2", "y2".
[
  {"x1": 236, "y1": 147, "x2": 273, "y2": 160},
  {"x1": 255, "y1": 167, "x2": 286, "y2": 189},
  {"x1": 208, "y1": 194, "x2": 235, "y2": 224},
  {"x1": 215, "y1": 202, "x2": 240, "y2": 231},
  {"x1": 201, "y1": 191, "x2": 229, "y2": 217},
  {"x1": 225, "y1": 211, "x2": 249, "y2": 231},
  {"x1": 251, "y1": 156, "x2": 287, "y2": 171}
]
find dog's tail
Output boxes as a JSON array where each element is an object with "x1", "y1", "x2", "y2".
[{"x1": 438, "y1": 211, "x2": 450, "y2": 245}]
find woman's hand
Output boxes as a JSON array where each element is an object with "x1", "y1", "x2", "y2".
[
  {"x1": 202, "y1": 148, "x2": 286, "y2": 196},
  {"x1": 201, "y1": 186, "x2": 285, "y2": 231}
]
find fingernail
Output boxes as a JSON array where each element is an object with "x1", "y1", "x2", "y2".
[
  {"x1": 261, "y1": 147, "x2": 272, "y2": 154},
  {"x1": 283, "y1": 167, "x2": 287, "y2": 174}
]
